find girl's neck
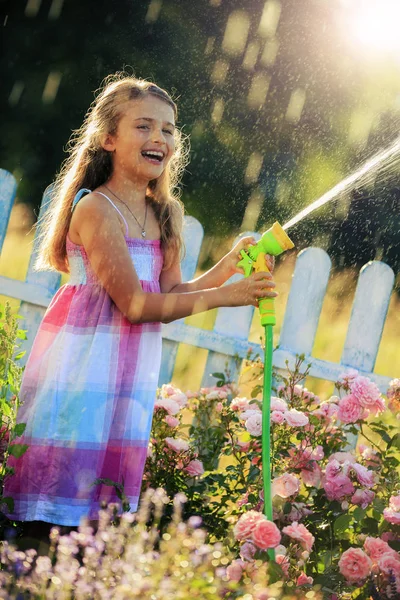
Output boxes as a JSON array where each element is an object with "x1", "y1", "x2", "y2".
[{"x1": 103, "y1": 174, "x2": 148, "y2": 207}]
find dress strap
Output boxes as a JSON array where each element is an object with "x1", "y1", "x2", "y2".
[
  {"x1": 71, "y1": 188, "x2": 129, "y2": 237},
  {"x1": 71, "y1": 188, "x2": 92, "y2": 212},
  {"x1": 93, "y1": 191, "x2": 129, "y2": 237}
]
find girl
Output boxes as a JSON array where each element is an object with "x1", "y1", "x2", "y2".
[{"x1": 4, "y1": 74, "x2": 276, "y2": 530}]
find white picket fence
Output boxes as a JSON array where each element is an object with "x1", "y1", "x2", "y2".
[{"x1": 0, "y1": 168, "x2": 396, "y2": 393}]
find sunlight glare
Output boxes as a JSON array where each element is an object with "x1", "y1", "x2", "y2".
[{"x1": 348, "y1": 0, "x2": 400, "y2": 57}]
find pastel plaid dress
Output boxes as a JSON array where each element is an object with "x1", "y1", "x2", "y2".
[{"x1": 5, "y1": 189, "x2": 163, "y2": 526}]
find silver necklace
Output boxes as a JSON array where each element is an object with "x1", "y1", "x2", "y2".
[{"x1": 103, "y1": 185, "x2": 148, "y2": 238}]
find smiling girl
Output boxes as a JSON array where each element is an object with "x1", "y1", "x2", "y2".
[{"x1": 4, "y1": 74, "x2": 276, "y2": 531}]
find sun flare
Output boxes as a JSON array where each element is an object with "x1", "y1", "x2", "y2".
[{"x1": 345, "y1": 0, "x2": 400, "y2": 57}]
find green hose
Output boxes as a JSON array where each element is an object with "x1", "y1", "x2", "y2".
[{"x1": 262, "y1": 324, "x2": 275, "y2": 561}]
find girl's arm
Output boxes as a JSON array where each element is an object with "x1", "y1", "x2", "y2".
[
  {"x1": 71, "y1": 195, "x2": 277, "y2": 325},
  {"x1": 160, "y1": 236, "x2": 274, "y2": 294}
]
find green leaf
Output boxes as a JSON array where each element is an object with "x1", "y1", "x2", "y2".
[
  {"x1": 333, "y1": 514, "x2": 352, "y2": 535},
  {"x1": 1, "y1": 496, "x2": 14, "y2": 513},
  {"x1": 211, "y1": 372, "x2": 225, "y2": 381},
  {"x1": 13, "y1": 423, "x2": 26, "y2": 437},
  {"x1": 268, "y1": 560, "x2": 284, "y2": 583},
  {"x1": 353, "y1": 507, "x2": 366, "y2": 522},
  {"x1": 8, "y1": 444, "x2": 29, "y2": 458},
  {"x1": 388, "y1": 433, "x2": 400, "y2": 450},
  {"x1": 283, "y1": 502, "x2": 292, "y2": 514}
]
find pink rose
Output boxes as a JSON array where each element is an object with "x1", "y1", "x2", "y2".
[
  {"x1": 275, "y1": 553, "x2": 289, "y2": 577},
  {"x1": 351, "y1": 489, "x2": 375, "y2": 509},
  {"x1": 252, "y1": 519, "x2": 281, "y2": 550},
  {"x1": 237, "y1": 441, "x2": 250, "y2": 453},
  {"x1": 184, "y1": 459, "x2": 204, "y2": 477},
  {"x1": 272, "y1": 473, "x2": 300, "y2": 498},
  {"x1": 378, "y1": 553, "x2": 400, "y2": 576},
  {"x1": 282, "y1": 522, "x2": 315, "y2": 552},
  {"x1": 325, "y1": 459, "x2": 341, "y2": 479},
  {"x1": 239, "y1": 541, "x2": 257, "y2": 561},
  {"x1": 387, "y1": 378, "x2": 400, "y2": 412},
  {"x1": 271, "y1": 397, "x2": 288, "y2": 412},
  {"x1": 324, "y1": 474, "x2": 355, "y2": 501},
  {"x1": 364, "y1": 537, "x2": 396, "y2": 561},
  {"x1": 155, "y1": 397, "x2": 180, "y2": 415},
  {"x1": 329, "y1": 452, "x2": 356, "y2": 464},
  {"x1": 271, "y1": 410, "x2": 285, "y2": 424},
  {"x1": 338, "y1": 547, "x2": 372, "y2": 583},
  {"x1": 351, "y1": 376, "x2": 381, "y2": 408},
  {"x1": 246, "y1": 413, "x2": 262, "y2": 437},
  {"x1": 215, "y1": 402, "x2": 223, "y2": 413},
  {"x1": 165, "y1": 415, "x2": 179, "y2": 428},
  {"x1": 337, "y1": 395, "x2": 364, "y2": 424},
  {"x1": 284, "y1": 409, "x2": 309, "y2": 427},
  {"x1": 351, "y1": 463, "x2": 376, "y2": 488},
  {"x1": 240, "y1": 408, "x2": 261, "y2": 421},
  {"x1": 383, "y1": 494, "x2": 400, "y2": 525},
  {"x1": 338, "y1": 369, "x2": 359, "y2": 387},
  {"x1": 301, "y1": 463, "x2": 322, "y2": 488},
  {"x1": 297, "y1": 572, "x2": 313, "y2": 586},
  {"x1": 226, "y1": 559, "x2": 244, "y2": 582},
  {"x1": 169, "y1": 392, "x2": 188, "y2": 408},
  {"x1": 231, "y1": 397, "x2": 251, "y2": 412},
  {"x1": 234, "y1": 510, "x2": 265, "y2": 540},
  {"x1": 165, "y1": 437, "x2": 189, "y2": 452}
]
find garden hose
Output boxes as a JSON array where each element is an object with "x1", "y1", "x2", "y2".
[{"x1": 237, "y1": 223, "x2": 294, "y2": 561}]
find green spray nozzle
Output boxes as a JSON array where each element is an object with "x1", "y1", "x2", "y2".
[{"x1": 237, "y1": 222, "x2": 294, "y2": 326}]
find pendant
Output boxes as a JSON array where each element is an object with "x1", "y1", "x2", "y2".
[{"x1": 141, "y1": 230, "x2": 146, "y2": 238}]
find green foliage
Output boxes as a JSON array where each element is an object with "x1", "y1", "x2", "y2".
[{"x1": 0, "y1": 303, "x2": 28, "y2": 525}]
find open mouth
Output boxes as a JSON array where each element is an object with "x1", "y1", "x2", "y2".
[{"x1": 141, "y1": 150, "x2": 164, "y2": 163}]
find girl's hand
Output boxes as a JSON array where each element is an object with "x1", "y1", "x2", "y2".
[
  {"x1": 225, "y1": 236, "x2": 275, "y2": 277},
  {"x1": 224, "y1": 270, "x2": 277, "y2": 308}
]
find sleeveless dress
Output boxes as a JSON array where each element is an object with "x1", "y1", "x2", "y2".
[{"x1": 4, "y1": 189, "x2": 163, "y2": 526}]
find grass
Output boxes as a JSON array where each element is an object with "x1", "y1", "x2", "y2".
[{"x1": 1, "y1": 204, "x2": 399, "y2": 397}]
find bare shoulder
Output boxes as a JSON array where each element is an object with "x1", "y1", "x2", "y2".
[{"x1": 69, "y1": 191, "x2": 124, "y2": 243}]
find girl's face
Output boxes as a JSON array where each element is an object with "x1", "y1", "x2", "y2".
[{"x1": 104, "y1": 95, "x2": 176, "y2": 182}]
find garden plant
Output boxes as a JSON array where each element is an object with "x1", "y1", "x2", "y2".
[{"x1": 0, "y1": 306, "x2": 399, "y2": 599}]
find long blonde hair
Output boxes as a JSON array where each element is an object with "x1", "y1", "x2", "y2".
[{"x1": 36, "y1": 73, "x2": 188, "y2": 273}]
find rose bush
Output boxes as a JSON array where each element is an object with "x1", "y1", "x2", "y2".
[{"x1": 141, "y1": 356, "x2": 400, "y2": 599}]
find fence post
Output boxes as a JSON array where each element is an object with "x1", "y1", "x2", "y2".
[
  {"x1": 159, "y1": 216, "x2": 204, "y2": 384},
  {"x1": 277, "y1": 247, "x2": 331, "y2": 363},
  {"x1": 341, "y1": 261, "x2": 394, "y2": 372},
  {"x1": 0, "y1": 169, "x2": 17, "y2": 253},
  {"x1": 18, "y1": 187, "x2": 61, "y2": 361}
]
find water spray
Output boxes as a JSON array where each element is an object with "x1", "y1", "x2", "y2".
[{"x1": 237, "y1": 223, "x2": 294, "y2": 561}]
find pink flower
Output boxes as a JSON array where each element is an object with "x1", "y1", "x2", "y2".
[
  {"x1": 234, "y1": 510, "x2": 265, "y2": 540},
  {"x1": 184, "y1": 459, "x2": 204, "y2": 477},
  {"x1": 239, "y1": 541, "x2": 257, "y2": 561},
  {"x1": 231, "y1": 397, "x2": 251, "y2": 412},
  {"x1": 351, "y1": 463, "x2": 376, "y2": 488},
  {"x1": 337, "y1": 395, "x2": 364, "y2": 424},
  {"x1": 301, "y1": 463, "x2": 322, "y2": 488},
  {"x1": 284, "y1": 409, "x2": 309, "y2": 427},
  {"x1": 155, "y1": 397, "x2": 181, "y2": 415},
  {"x1": 271, "y1": 410, "x2": 285, "y2": 424},
  {"x1": 237, "y1": 441, "x2": 250, "y2": 453},
  {"x1": 325, "y1": 459, "x2": 342, "y2": 479},
  {"x1": 338, "y1": 548, "x2": 372, "y2": 583},
  {"x1": 351, "y1": 376, "x2": 381, "y2": 408},
  {"x1": 252, "y1": 519, "x2": 282, "y2": 550},
  {"x1": 383, "y1": 494, "x2": 400, "y2": 525},
  {"x1": 297, "y1": 572, "x2": 313, "y2": 586},
  {"x1": 272, "y1": 473, "x2": 300, "y2": 498},
  {"x1": 351, "y1": 489, "x2": 375, "y2": 509},
  {"x1": 282, "y1": 522, "x2": 315, "y2": 552},
  {"x1": 271, "y1": 397, "x2": 288, "y2": 412},
  {"x1": 338, "y1": 369, "x2": 359, "y2": 387},
  {"x1": 246, "y1": 413, "x2": 262, "y2": 437},
  {"x1": 323, "y1": 474, "x2": 355, "y2": 501},
  {"x1": 378, "y1": 553, "x2": 400, "y2": 576},
  {"x1": 226, "y1": 559, "x2": 245, "y2": 582},
  {"x1": 164, "y1": 437, "x2": 189, "y2": 453},
  {"x1": 364, "y1": 537, "x2": 397, "y2": 561},
  {"x1": 329, "y1": 452, "x2": 356, "y2": 464},
  {"x1": 387, "y1": 378, "x2": 400, "y2": 412},
  {"x1": 165, "y1": 415, "x2": 179, "y2": 428},
  {"x1": 169, "y1": 392, "x2": 188, "y2": 408},
  {"x1": 287, "y1": 502, "x2": 313, "y2": 522},
  {"x1": 275, "y1": 553, "x2": 289, "y2": 577},
  {"x1": 215, "y1": 402, "x2": 223, "y2": 413}
]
